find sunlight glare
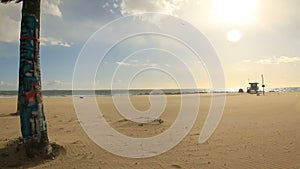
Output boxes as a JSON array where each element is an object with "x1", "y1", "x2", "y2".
[
  {"x1": 213, "y1": 0, "x2": 258, "y2": 25},
  {"x1": 227, "y1": 29, "x2": 243, "y2": 42}
]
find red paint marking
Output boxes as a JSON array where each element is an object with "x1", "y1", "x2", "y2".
[
  {"x1": 25, "y1": 90, "x2": 41, "y2": 100},
  {"x1": 25, "y1": 82, "x2": 41, "y2": 102},
  {"x1": 20, "y1": 36, "x2": 40, "y2": 43},
  {"x1": 31, "y1": 82, "x2": 37, "y2": 87}
]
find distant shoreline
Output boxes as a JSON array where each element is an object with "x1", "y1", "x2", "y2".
[{"x1": 0, "y1": 87, "x2": 299, "y2": 98}]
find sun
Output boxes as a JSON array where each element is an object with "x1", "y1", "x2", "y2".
[{"x1": 213, "y1": 0, "x2": 258, "y2": 25}]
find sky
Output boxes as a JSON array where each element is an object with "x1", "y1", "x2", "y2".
[{"x1": 0, "y1": 0, "x2": 299, "y2": 90}]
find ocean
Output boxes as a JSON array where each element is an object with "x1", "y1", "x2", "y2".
[{"x1": 0, "y1": 87, "x2": 299, "y2": 98}]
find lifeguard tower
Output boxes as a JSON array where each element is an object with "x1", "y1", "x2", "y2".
[{"x1": 247, "y1": 82, "x2": 259, "y2": 94}]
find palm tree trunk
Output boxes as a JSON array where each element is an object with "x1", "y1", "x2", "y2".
[{"x1": 18, "y1": 0, "x2": 51, "y2": 157}]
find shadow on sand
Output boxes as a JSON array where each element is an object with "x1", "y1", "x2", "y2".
[
  {"x1": 0, "y1": 112, "x2": 18, "y2": 118},
  {"x1": 0, "y1": 139, "x2": 65, "y2": 168}
]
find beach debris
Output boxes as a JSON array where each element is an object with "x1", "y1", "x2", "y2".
[
  {"x1": 116, "y1": 119, "x2": 164, "y2": 127},
  {"x1": 154, "y1": 118, "x2": 164, "y2": 124},
  {"x1": 117, "y1": 118, "x2": 164, "y2": 126},
  {"x1": 117, "y1": 119, "x2": 128, "y2": 123},
  {"x1": 171, "y1": 164, "x2": 182, "y2": 168},
  {"x1": 71, "y1": 140, "x2": 81, "y2": 144},
  {"x1": 138, "y1": 118, "x2": 164, "y2": 126}
]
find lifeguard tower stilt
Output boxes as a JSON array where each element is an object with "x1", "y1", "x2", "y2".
[{"x1": 261, "y1": 74, "x2": 265, "y2": 96}]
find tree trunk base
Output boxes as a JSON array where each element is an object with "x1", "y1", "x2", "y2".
[
  {"x1": 1, "y1": 138, "x2": 65, "y2": 168},
  {"x1": 24, "y1": 139, "x2": 54, "y2": 159}
]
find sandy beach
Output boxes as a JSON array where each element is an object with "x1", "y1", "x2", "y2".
[{"x1": 0, "y1": 92, "x2": 299, "y2": 168}]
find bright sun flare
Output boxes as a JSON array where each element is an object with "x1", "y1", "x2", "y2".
[
  {"x1": 227, "y1": 29, "x2": 243, "y2": 42},
  {"x1": 213, "y1": 0, "x2": 258, "y2": 25}
]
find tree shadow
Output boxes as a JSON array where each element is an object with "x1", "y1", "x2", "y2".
[
  {"x1": 0, "y1": 112, "x2": 19, "y2": 118},
  {"x1": 0, "y1": 139, "x2": 65, "y2": 168},
  {"x1": 9, "y1": 112, "x2": 19, "y2": 116}
]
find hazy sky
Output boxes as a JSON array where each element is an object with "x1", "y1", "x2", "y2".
[{"x1": 0, "y1": 0, "x2": 299, "y2": 90}]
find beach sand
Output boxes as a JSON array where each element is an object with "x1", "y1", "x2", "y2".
[{"x1": 0, "y1": 92, "x2": 299, "y2": 168}]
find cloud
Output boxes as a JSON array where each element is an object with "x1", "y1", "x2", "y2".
[
  {"x1": 242, "y1": 59, "x2": 251, "y2": 63},
  {"x1": 113, "y1": 3, "x2": 119, "y2": 8},
  {"x1": 0, "y1": 80, "x2": 17, "y2": 90},
  {"x1": 276, "y1": 56, "x2": 300, "y2": 63},
  {"x1": 0, "y1": 14, "x2": 19, "y2": 43},
  {"x1": 117, "y1": 0, "x2": 187, "y2": 24},
  {"x1": 130, "y1": 59, "x2": 139, "y2": 63},
  {"x1": 0, "y1": 0, "x2": 62, "y2": 43},
  {"x1": 0, "y1": 79, "x2": 71, "y2": 90},
  {"x1": 101, "y1": 1, "x2": 120, "y2": 14},
  {"x1": 116, "y1": 61, "x2": 159, "y2": 67},
  {"x1": 257, "y1": 56, "x2": 300, "y2": 64},
  {"x1": 102, "y1": 2, "x2": 110, "y2": 8},
  {"x1": 42, "y1": 0, "x2": 62, "y2": 17},
  {"x1": 141, "y1": 63, "x2": 158, "y2": 67},
  {"x1": 116, "y1": 61, "x2": 131, "y2": 66},
  {"x1": 165, "y1": 63, "x2": 171, "y2": 67},
  {"x1": 244, "y1": 56, "x2": 300, "y2": 64},
  {"x1": 45, "y1": 80, "x2": 63, "y2": 86},
  {"x1": 43, "y1": 80, "x2": 71, "y2": 90},
  {"x1": 41, "y1": 37, "x2": 71, "y2": 47},
  {"x1": 120, "y1": 0, "x2": 186, "y2": 16}
]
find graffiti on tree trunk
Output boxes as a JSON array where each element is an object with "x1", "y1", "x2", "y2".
[{"x1": 19, "y1": 14, "x2": 47, "y2": 140}]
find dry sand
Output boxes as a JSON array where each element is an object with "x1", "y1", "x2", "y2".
[{"x1": 0, "y1": 92, "x2": 300, "y2": 168}]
